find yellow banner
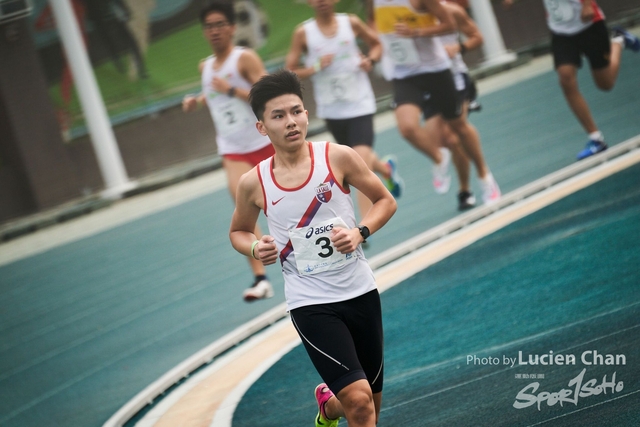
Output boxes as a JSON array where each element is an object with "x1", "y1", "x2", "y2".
[{"x1": 374, "y1": 6, "x2": 439, "y2": 34}]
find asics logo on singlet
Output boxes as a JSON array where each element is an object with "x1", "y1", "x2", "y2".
[{"x1": 305, "y1": 223, "x2": 334, "y2": 239}]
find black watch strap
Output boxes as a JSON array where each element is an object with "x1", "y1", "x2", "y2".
[{"x1": 357, "y1": 225, "x2": 370, "y2": 242}]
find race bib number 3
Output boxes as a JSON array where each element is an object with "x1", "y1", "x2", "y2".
[{"x1": 288, "y1": 217, "x2": 357, "y2": 275}]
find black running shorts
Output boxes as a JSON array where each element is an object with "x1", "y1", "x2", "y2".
[
  {"x1": 325, "y1": 114, "x2": 375, "y2": 148},
  {"x1": 462, "y1": 73, "x2": 478, "y2": 103},
  {"x1": 423, "y1": 72, "x2": 476, "y2": 120},
  {"x1": 392, "y1": 69, "x2": 463, "y2": 120},
  {"x1": 551, "y1": 20, "x2": 611, "y2": 70},
  {"x1": 290, "y1": 289, "x2": 384, "y2": 395}
]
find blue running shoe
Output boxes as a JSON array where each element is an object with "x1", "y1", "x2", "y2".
[
  {"x1": 576, "y1": 139, "x2": 608, "y2": 160},
  {"x1": 612, "y1": 27, "x2": 640, "y2": 52},
  {"x1": 382, "y1": 155, "x2": 404, "y2": 198}
]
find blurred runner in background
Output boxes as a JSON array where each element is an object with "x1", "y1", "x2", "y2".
[
  {"x1": 183, "y1": 1, "x2": 274, "y2": 302},
  {"x1": 503, "y1": 0, "x2": 640, "y2": 160},
  {"x1": 368, "y1": 0, "x2": 502, "y2": 205},
  {"x1": 286, "y1": 0, "x2": 404, "y2": 222}
]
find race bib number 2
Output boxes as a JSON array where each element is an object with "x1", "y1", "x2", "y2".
[
  {"x1": 211, "y1": 97, "x2": 255, "y2": 137},
  {"x1": 288, "y1": 217, "x2": 357, "y2": 275}
]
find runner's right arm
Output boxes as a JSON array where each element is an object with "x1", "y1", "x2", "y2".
[
  {"x1": 230, "y1": 168, "x2": 278, "y2": 265},
  {"x1": 182, "y1": 60, "x2": 207, "y2": 112},
  {"x1": 285, "y1": 24, "x2": 334, "y2": 79}
]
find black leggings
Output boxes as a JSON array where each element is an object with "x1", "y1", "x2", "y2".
[{"x1": 290, "y1": 290, "x2": 384, "y2": 395}]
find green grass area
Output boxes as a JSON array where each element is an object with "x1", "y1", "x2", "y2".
[
  {"x1": 256, "y1": 0, "x2": 363, "y2": 59},
  {"x1": 49, "y1": 21, "x2": 211, "y2": 127},
  {"x1": 51, "y1": 0, "x2": 363, "y2": 133}
]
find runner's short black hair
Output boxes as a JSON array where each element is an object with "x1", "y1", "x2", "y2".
[
  {"x1": 249, "y1": 70, "x2": 304, "y2": 120},
  {"x1": 200, "y1": 0, "x2": 235, "y2": 25}
]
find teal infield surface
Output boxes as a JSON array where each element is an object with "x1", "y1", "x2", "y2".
[{"x1": 234, "y1": 164, "x2": 640, "y2": 427}]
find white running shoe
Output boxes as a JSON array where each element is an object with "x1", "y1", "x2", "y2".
[
  {"x1": 432, "y1": 148, "x2": 451, "y2": 194},
  {"x1": 480, "y1": 172, "x2": 501, "y2": 205},
  {"x1": 243, "y1": 279, "x2": 274, "y2": 302}
]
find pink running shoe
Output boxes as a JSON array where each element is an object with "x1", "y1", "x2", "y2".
[
  {"x1": 315, "y1": 383, "x2": 339, "y2": 427},
  {"x1": 480, "y1": 172, "x2": 501, "y2": 205},
  {"x1": 432, "y1": 147, "x2": 452, "y2": 194}
]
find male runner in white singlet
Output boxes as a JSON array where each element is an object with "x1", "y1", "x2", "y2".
[
  {"x1": 504, "y1": 0, "x2": 640, "y2": 159},
  {"x1": 368, "y1": 0, "x2": 502, "y2": 205},
  {"x1": 424, "y1": 0, "x2": 484, "y2": 210},
  {"x1": 286, "y1": 0, "x2": 404, "y2": 220},
  {"x1": 230, "y1": 70, "x2": 396, "y2": 427},
  {"x1": 183, "y1": 1, "x2": 274, "y2": 301}
]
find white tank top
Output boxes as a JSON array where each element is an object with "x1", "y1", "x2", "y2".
[
  {"x1": 303, "y1": 14, "x2": 376, "y2": 119},
  {"x1": 257, "y1": 141, "x2": 376, "y2": 311},
  {"x1": 438, "y1": 1, "x2": 468, "y2": 77},
  {"x1": 201, "y1": 47, "x2": 271, "y2": 155},
  {"x1": 374, "y1": 0, "x2": 451, "y2": 80},
  {"x1": 438, "y1": 31, "x2": 467, "y2": 90},
  {"x1": 543, "y1": 0, "x2": 604, "y2": 35}
]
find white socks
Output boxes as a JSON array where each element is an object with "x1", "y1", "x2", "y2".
[{"x1": 589, "y1": 131, "x2": 604, "y2": 142}]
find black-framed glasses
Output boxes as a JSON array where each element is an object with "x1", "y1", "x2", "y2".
[{"x1": 204, "y1": 21, "x2": 230, "y2": 30}]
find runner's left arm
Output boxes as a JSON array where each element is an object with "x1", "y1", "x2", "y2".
[
  {"x1": 580, "y1": 0, "x2": 595, "y2": 22},
  {"x1": 444, "y1": 2, "x2": 483, "y2": 57},
  {"x1": 328, "y1": 144, "x2": 397, "y2": 254},
  {"x1": 215, "y1": 49, "x2": 267, "y2": 103},
  {"x1": 349, "y1": 14, "x2": 382, "y2": 71}
]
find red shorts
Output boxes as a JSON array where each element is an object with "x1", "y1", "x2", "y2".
[{"x1": 223, "y1": 144, "x2": 275, "y2": 167}]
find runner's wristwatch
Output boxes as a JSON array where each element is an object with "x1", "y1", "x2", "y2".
[{"x1": 357, "y1": 225, "x2": 370, "y2": 243}]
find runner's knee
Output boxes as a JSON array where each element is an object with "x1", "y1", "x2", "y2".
[
  {"x1": 593, "y1": 74, "x2": 614, "y2": 91},
  {"x1": 397, "y1": 121, "x2": 419, "y2": 141},
  {"x1": 557, "y1": 70, "x2": 577, "y2": 91},
  {"x1": 339, "y1": 386, "x2": 374, "y2": 424}
]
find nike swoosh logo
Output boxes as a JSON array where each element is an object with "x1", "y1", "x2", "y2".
[{"x1": 271, "y1": 196, "x2": 285, "y2": 205}]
